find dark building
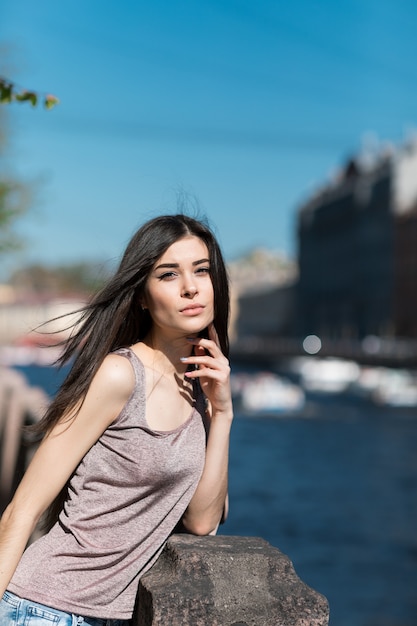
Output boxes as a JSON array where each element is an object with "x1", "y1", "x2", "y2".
[
  {"x1": 235, "y1": 282, "x2": 297, "y2": 339},
  {"x1": 394, "y1": 204, "x2": 417, "y2": 337},
  {"x1": 297, "y1": 141, "x2": 417, "y2": 340}
]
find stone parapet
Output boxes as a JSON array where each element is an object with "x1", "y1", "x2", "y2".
[
  {"x1": 134, "y1": 534, "x2": 329, "y2": 626},
  {"x1": 0, "y1": 367, "x2": 49, "y2": 513}
]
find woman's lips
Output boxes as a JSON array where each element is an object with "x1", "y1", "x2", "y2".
[{"x1": 180, "y1": 304, "x2": 205, "y2": 316}]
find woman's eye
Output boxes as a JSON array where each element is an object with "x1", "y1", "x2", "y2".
[
  {"x1": 158, "y1": 271, "x2": 177, "y2": 280},
  {"x1": 196, "y1": 267, "x2": 210, "y2": 275}
]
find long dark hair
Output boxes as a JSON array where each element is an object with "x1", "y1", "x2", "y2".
[{"x1": 38, "y1": 214, "x2": 230, "y2": 530}]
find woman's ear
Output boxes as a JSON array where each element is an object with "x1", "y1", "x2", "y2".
[{"x1": 138, "y1": 292, "x2": 148, "y2": 311}]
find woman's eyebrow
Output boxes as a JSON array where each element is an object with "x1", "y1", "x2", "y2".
[
  {"x1": 154, "y1": 263, "x2": 178, "y2": 270},
  {"x1": 154, "y1": 258, "x2": 210, "y2": 271}
]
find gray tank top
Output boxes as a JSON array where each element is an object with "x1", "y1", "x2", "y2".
[{"x1": 9, "y1": 348, "x2": 207, "y2": 619}]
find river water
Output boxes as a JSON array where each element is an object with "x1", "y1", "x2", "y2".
[{"x1": 13, "y1": 363, "x2": 417, "y2": 626}]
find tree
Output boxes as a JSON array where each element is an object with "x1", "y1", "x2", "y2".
[
  {"x1": 0, "y1": 176, "x2": 32, "y2": 255},
  {"x1": 0, "y1": 104, "x2": 34, "y2": 255},
  {"x1": 0, "y1": 71, "x2": 58, "y2": 258}
]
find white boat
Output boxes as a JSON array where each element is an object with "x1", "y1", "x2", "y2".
[
  {"x1": 292, "y1": 357, "x2": 361, "y2": 393},
  {"x1": 233, "y1": 371, "x2": 305, "y2": 414}
]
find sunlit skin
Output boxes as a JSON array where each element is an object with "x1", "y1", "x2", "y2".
[
  {"x1": 136, "y1": 236, "x2": 230, "y2": 436},
  {"x1": 142, "y1": 236, "x2": 215, "y2": 342}
]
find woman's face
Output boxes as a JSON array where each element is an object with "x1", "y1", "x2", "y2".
[{"x1": 143, "y1": 236, "x2": 214, "y2": 339}]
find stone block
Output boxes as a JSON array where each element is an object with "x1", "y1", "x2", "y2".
[{"x1": 134, "y1": 534, "x2": 329, "y2": 625}]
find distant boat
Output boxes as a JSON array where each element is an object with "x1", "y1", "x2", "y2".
[
  {"x1": 355, "y1": 367, "x2": 417, "y2": 408},
  {"x1": 232, "y1": 371, "x2": 305, "y2": 414},
  {"x1": 291, "y1": 357, "x2": 417, "y2": 409},
  {"x1": 292, "y1": 357, "x2": 361, "y2": 394}
]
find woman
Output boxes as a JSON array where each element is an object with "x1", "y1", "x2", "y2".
[{"x1": 0, "y1": 214, "x2": 233, "y2": 625}]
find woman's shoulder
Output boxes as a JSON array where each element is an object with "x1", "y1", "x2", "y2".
[{"x1": 94, "y1": 352, "x2": 136, "y2": 403}]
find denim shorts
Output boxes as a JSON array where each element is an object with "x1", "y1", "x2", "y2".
[{"x1": 0, "y1": 591, "x2": 131, "y2": 626}]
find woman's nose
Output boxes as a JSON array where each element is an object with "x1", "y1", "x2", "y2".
[{"x1": 182, "y1": 280, "x2": 198, "y2": 297}]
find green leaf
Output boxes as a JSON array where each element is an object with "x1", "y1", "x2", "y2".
[
  {"x1": 0, "y1": 81, "x2": 13, "y2": 103},
  {"x1": 15, "y1": 90, "x2": 36, "y2": 104},
  {"x1": 15, "y1": 90, "x2": 38, "y2": 106},
  {"x1": 27, "y1": 91, "x2": 37, "y2": 106},
  {"x1": 44, "y1": 94, "x2": 60, "y2": 109}
]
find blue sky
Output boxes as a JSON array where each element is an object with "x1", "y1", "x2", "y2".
[{"x1": 1, "y1": 0, "x2": 416, "y2": 273}]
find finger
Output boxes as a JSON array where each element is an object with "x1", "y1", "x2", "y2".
[
  {"x1": 194, "y1": 342, "x2": 206, "y2": 357},
  {"x1": 184, "y1": 354, "x2": 217, "y2": 369},
  {"x1": 182, "y1": 354, "x2": 226, "y2": 376},
  {"x1": 187, "y1": 337, "x2": 220, "y2": 359}
]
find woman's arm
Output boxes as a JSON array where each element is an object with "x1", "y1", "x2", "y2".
[
  {"x1": 182, "y1": 409, "x2": 232, "y2": 535},
  {"x1": 0, "y1": 354, "x2": 134, "y2": 597},
  {"x1": 180, "y1": 325, "x2": 233, "y2": 535}
]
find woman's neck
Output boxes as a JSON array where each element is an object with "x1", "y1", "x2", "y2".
[{"x1": 141, "y1": 333, "x2": 193, "y2": 375}]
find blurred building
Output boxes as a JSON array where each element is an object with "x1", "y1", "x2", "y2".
[
  {"x1": 0, "y1": 284, "x2": 84, "y2": 350},
  {"x1": 228, "y1": 249, "x2": 298, "y2": 339},
  {"x1": 235, "y1": 282, "x2": 296, "y2": 338},
  {"x1": 296, "y1": 139, "x2": 417, "y2": 340},
  {"x1": 394, "y1": 204, "x2": 417, "y2": 337}
]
